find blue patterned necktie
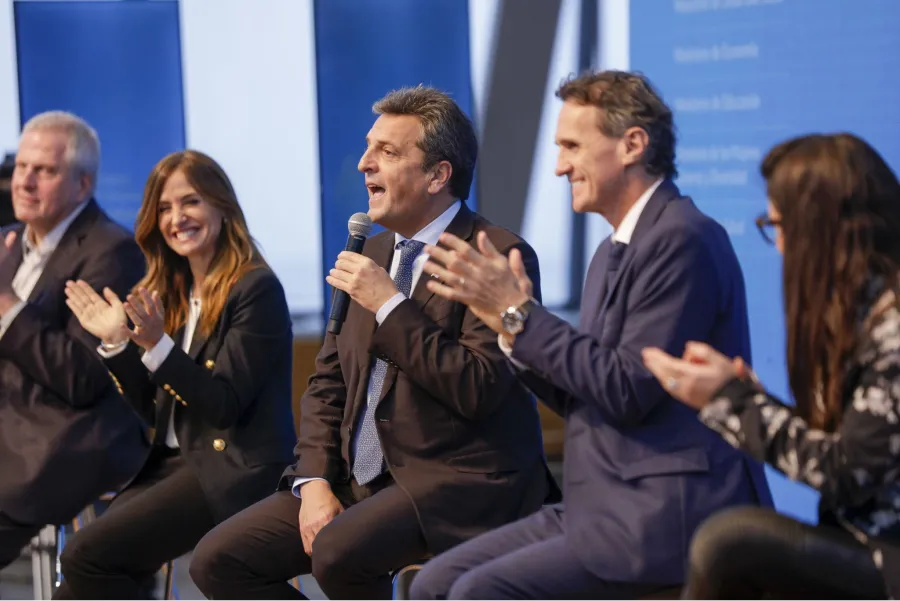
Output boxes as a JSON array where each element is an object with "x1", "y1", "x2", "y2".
[{"x1": 352, "y1": 239, "x2": 425, "y2": 485}]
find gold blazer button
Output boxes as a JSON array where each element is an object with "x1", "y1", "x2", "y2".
[
  {"x1": 205, "y1": 359, "x2": 215, "y2": 370},
  {"x1": 212, "y1": 438, "x2": 227, "y2": 451}
]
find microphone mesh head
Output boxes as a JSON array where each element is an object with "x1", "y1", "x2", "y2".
[{"x1": 348, "y1": 212, "x2": 373, "y2": 237}]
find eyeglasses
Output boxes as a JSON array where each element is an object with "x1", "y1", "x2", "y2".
[{"x1": 754, "y1": 213, "x2": 781, "y2": 245}]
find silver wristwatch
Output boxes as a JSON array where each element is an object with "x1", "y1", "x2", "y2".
[{"x1": 501, "y1": 298, "x2": 537, "y2": 335}]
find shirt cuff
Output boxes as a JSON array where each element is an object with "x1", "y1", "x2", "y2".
[
  {"x1": 97, "y1": 340, "x2": 129, "y2": 358},
  {"x1": 292, "y1": 477, "x2": 327, "y2": 498},
  {"x1": 0, "y1": 299, "x2": 26, "y2": 340},
  {"x1": 376, "y1": 293, "x2": 406, "y2": 325},
  {"x1": 498, "y1": 333, "x2": 528, "y2": 371},
  {"x1": 141, "y1": 334, "x2": 176, "y2": 373}
]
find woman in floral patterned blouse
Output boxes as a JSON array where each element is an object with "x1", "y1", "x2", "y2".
[{"x1": 642, "y1": 132, "x2": 900, "y2": 599}]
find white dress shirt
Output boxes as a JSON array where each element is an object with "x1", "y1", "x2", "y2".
[
  {"x1": 100, "y1": 294, "x2": 203, "y2": 449},
  {"x1": 498, "y1": 178, "x2": 664, "y2": 362},
  {"x1": 291, "y1": 200, "x2": 462, "y2": 497},
  {"x1": 610, "y1": 178, "x2": 663, "y2": 245},
  {"x1": 0, "y1": 201, "x2": 89, "y2": 339}
]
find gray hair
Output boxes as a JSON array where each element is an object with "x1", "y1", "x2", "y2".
[{"x1": 21, "y1": 111, "x2": 101, "y2": 192}]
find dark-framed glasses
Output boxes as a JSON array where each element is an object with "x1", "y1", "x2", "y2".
[{"x1": 754, "y1": 213, "x2": 781, "y2": 245}]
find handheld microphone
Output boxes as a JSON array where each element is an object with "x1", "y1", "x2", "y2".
[{"x1": 327, "y1": 212, "x2": 373, "y2": 335}]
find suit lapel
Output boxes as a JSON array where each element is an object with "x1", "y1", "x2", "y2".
[
  {"x1": 376, "y1": 204, "x2": 476, "y2": 405},
  {"x1": 595, "y1": 245, "x2": 633, "y2": 323},
  {"x1": 581, "y1": 239, "x2": 611, "y2": 331},
  {"x1": 171, "y1": 310, "x2": 213, "y2": 362},
  {"x1": 629, "y1": 179, "x2": 679, "y2": 244},
  {"x1": 351, "y1": 203, "x2": 478, "y2": 416},
  {"x1": 26, "y1": 200, "x2": 99, "y2": 304},
  {"x1": 187, "y1": 328, "x2": 211, "y2": 360},
  {"x1": 594, "y1": 181, "x2": 679, "y2": 321},
  {"x1": 409, "y1": 202, "x2": 476, "y2": 308}
]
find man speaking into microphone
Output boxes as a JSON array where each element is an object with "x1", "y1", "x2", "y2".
[{"x1": 190, "y1": 85, "x2": 556, "y2": 600}]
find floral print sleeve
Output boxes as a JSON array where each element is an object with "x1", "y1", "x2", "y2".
[{"x1": 699, "y1": 304, "x2": 900, "y2": 509}]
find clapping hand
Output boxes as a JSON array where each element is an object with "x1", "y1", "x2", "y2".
[
  {"x1": 66, "y1": 281, "x2": 167, "y2": 351},
  {"x1": 641, "y1": 342, "x2": 744, "y2": 410},
  {"x1": 423, "y1": 232, "x2": 533, "y2": 338}
]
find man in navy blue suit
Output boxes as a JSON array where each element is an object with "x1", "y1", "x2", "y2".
[{"x1": 414, "y1": 70, "x2": 773, "y2": 599}]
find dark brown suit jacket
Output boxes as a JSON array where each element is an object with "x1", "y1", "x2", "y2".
[
  {"x1": 282, "y1": 203, "x2": 556, "y2": 554},
  {"x1": 106, "y1": 267, "x2": 297, "y2": 523},
  {"x1": 0, "y1": 200, "x2": 149, "y2": 525}
]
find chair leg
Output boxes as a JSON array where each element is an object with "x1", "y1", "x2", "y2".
[
  {"x1": 163, "y1": 559, "x2": 178, "y2": 600},
  {"x1": 41, "y1": 525, "x2": 56, "y2": 600},
  {"x1": 55, "y1": 524, "x2": 67, "y2": 590},
  {"x1": 30, "y1": 525, "x2": 57, "y2": 601},
  {"x1": 31, "y1": 533, "x2": 44, "y2": 601}
]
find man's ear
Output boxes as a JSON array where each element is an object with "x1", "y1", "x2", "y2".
[
  {"x1": 620, "y1": 126, "x2": 649, "y2": 168},
  {"x1": 427, "y1": 160, "x2": 452, "y2": 195}
]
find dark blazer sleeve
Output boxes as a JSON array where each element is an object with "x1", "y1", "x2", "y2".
[
  {"x1": 0, "y1": 237, "x2": 144, "y2": 409},
  {"x1": 147, "y1": 269, "x2": 292, "y2": 430},
  {"x1": 292, "y1": 332, "x2": 347, "y2": 482},
  {"x1": 701, "y1": 309, "x2": 900, "y2": 508},
  {"x1": 510, "y1": 226, "x2": 720, "y2": 427},
  {"x1": 514, "y1": 368, "x2": 572, "y2": 417},
  {"x1": 103, "y1": 343, "x2": 157, "y2": 424},
  {"x1": 371, "y1": 237, "x2": 542, "y2": 421}
]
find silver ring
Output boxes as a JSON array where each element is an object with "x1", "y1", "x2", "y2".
[
  {"x1": 458, "y1": 277, "x2": 466, "y2": 286},
  {"x1": 665, "y1": 376, "x2": 679, "y2": 391}
]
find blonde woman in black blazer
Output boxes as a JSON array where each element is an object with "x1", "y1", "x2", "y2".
[{"x1": 58, "y1": 150, "x2": 295, "y2": 600}]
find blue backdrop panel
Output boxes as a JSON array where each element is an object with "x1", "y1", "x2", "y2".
[
  {"x1": 630, "y1": 0, "x2": 900, "y2": 523},
  {"x1": 314, "y1": 0, "x2": 475, "y2": 317},
  {"x1": 15, "y1": 0, "x2": 186, "y2": 229}
]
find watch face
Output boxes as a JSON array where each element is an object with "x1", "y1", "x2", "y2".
[{"x1": 502, "y1": 309, "x2": 524, "y2": 334}]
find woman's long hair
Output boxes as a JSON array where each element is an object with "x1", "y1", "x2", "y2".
[
  {"x1": 762, "y1": 133, "x2": 900, "y2": 431},
  {"x1": 133, "y1": 150, "x2": 268, "y2": 337}
]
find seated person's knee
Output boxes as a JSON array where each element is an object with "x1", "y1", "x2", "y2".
[
  {"x1": 59, "y1": 527, "x2": 95, "y2": 574},
  {"x1": 445, "y1": 569, "x2": 493, "y2": 601},
  {"x1": 310, "y1": 525, "x2": 353, "y2": 585},
  {"x1": 189, "y1": 527, "x2": 238, "y2": 592},
  {"x1": 409, "y1": 564, "x2": 441, "y2": 600},
  {"x1": 689, "y1": 506, "x2": 766, "y2": 577}
]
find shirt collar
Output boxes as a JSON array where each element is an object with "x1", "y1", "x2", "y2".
[
  {"x1": 22, "y1": 200, "x2": 90, "y2": 257},
  {"x1": 612, "y1": 178, "x2": 664, "y2": 245},
  {"x1": 393, "y1": 200, "x2": 462, "y2": 249}
]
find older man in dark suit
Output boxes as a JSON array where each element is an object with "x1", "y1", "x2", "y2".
[
  {"x1": 189, "y1": 85, "x2": 556, "y2": 600},
  {"x1": 0, "y1": 111, "x2": 148, "y2": 569},
  {"x1": 413, "y1": 70, "x2": 773, "y2": 599}
]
